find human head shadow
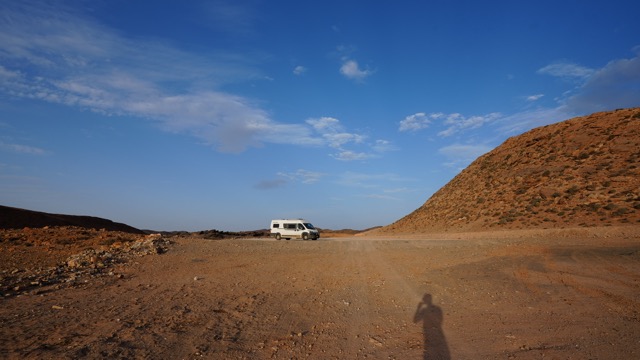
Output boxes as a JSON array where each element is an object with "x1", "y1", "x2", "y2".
[{"x1": 413, "y1": 293, "x2": 451, "y2": 360}]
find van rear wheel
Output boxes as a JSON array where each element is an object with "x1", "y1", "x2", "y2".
[{"x1": 275, "y1": 233, "x2": 281, "y2": 240}]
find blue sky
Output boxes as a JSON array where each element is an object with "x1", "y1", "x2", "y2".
[{"x1": 1, "y1": 0, "x2": 639, "y2": 231}]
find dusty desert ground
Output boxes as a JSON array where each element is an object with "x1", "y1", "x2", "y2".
[{"x1": 1, "y1": 226, "x2": 640, "y2": 359}]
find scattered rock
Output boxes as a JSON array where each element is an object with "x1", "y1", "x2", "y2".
[{"x1": 0, "y1": 227, "x2": 172, "y2": 298}]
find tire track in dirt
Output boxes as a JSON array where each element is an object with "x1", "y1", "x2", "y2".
[
  {"x1": 234, "y1": 238, "x2": 428, "y2": 359},
  {"x1": 340, "y1": 239, "x2": 426, "y2": 359}
]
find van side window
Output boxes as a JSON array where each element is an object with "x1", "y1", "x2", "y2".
[
  {"x1": 272, "y1": 223, "x2": 280, "y2": 228},
  {"x1": 297, "y1": 224, "x2": 305, "y2": 230},
  {"x1": 284, "y1": 223, "x2": 296, "y2": 229}
]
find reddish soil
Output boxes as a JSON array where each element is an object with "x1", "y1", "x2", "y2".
[{"x1": 1, "y1": 226, "x2": 639, "y2": 359}]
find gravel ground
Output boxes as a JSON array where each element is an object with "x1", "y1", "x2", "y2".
[{"x1": 1, "y1": 226, "x2": 639, "y2": 359}]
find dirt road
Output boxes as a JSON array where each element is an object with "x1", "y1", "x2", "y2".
[{"x1": 2, "y1": 228, "x2": 640, "y2": 359}]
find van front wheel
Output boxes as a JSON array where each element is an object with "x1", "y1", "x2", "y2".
[
  {"x1": 302, "y1": 232, "x2": 309, "y2": 240},
  {"x1": 275, "y1": 233, "x2": 281, "y2": 240}
]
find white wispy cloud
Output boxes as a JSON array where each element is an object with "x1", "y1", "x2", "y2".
[
  {"x1": 307, "y1": 117, "x2": 366, "y2": 148},
  {"x1": 293, "y1": 65, "x2": 307, "y2": 75},
  {"x1": 0, "y1": 66, "x2": 21, "y2": 80},
  {"x1": 277, "y1": 169, "x2": 325, "y2": 184},
  {"x1": 0, "y1": 141, "x2": 46, "y2": 155},
  {"x1": 485, "y1": 52, "x2": 640, "y2": 137},
  {"x1": 517, "y1": 51, "x2": 640, "y2": 122},
  {"x1": 399, "y1": 112, "x2": 501, "y2": 136},
  {"x1": 306, "y1": 117, "x2": 341, "y2": 133},
  {"x1": 398, "y1": 112, "x2": 440, "y2": 132},
  {"x1": 537, "y1": 62, "x2": 595, "y2": 79},
  {"x1": 327, "y1": 133, "x2": 367, "y2": 148},
  {"x1": 340, "y1": 59, "x2": 372, "y2": 81},
  {"x1": 561, "y1": 53, "x2": 640, "y2": 114},
  {"x1": 332, "y1": 150, "x2": 371, "y2": 161},
  {"x1": 256, "y1": 168, "x2": 324, "y2": 190},
  {"x1": 398, "y1": 52, "x2": 640, "y2": 172},
  {"x1": 496, "y1": 107, "x2": 570, "y2": 136},
  {"x1": 372, "y1": 139, "x2": 396, "y2": 152},
  {"x1": 438, "y1": 112, "x2": 502, "y2": 137},
  {"x1": 0, "y1": 3, "x2": 389, "y2": 161},
  {"x1": 0, "y1": 1, "x2": 309, "y2": 153},
  {"x1": 306, "y1": 117, "x2": 381, "y2": 161}
]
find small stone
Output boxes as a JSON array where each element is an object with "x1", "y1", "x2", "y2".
[{"x1": 369, "y1": 337, "x2": 383, "y2": 347}]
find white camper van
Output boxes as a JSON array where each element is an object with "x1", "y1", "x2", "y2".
[{"x1": 270, "y1": 219, "x2": 320, "y2": 240}]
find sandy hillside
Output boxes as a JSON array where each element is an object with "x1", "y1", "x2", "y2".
[{"x1": 373, "y1": 108, "x2": 640, "y2": 234}]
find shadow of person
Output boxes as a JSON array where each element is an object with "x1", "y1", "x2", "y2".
[{"x1": 413, "y1": 293, "x2": 451, "y2": 360}]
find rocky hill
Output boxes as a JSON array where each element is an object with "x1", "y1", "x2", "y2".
[
  {"x1": 0, "y1": 205, "x2": 144, "y2": 234},
  {"x1": 375, "y1": 107, "x2": 640, "y2": 234}
]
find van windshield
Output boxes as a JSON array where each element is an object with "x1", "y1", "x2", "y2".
[{"x1": 303, "y1": 223, "x2": 315, "y2": 229}]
